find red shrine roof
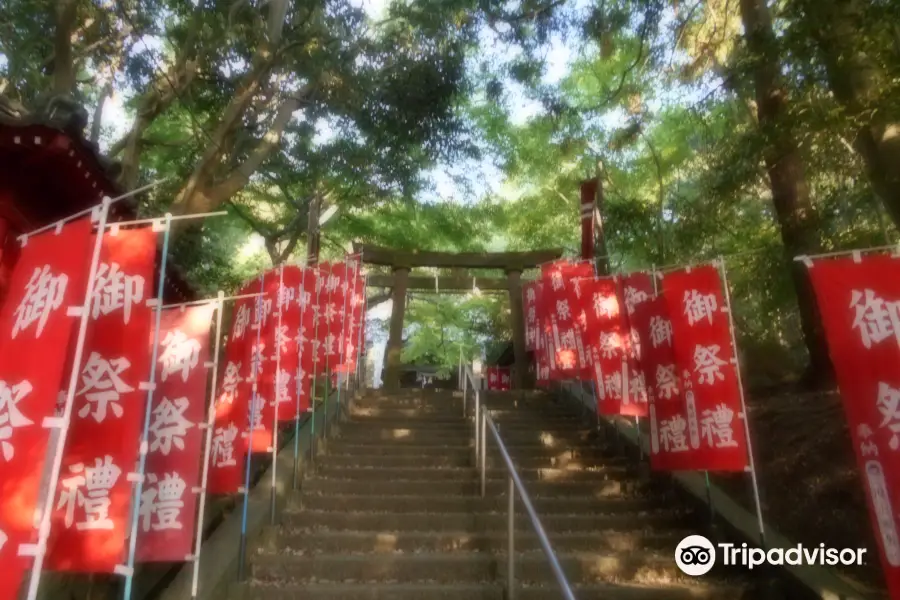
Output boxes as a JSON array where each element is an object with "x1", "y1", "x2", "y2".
[{"x1": 0, "y1": 98, "x2": 195, "y2": 302}]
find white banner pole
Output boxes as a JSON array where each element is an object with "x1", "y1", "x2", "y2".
[
  {"x1": 270, "y1": 266, "x2": 285, "y2": 525},
  {"x1": 24, "y1": 197, "x2": 112, "y2": 600},
  {"x1": 123, "y1": 213, "x2": 173, "y2": 600},
  {"x1": 190, "y1": 291, "x2": 225, "y2": 598},
  {"x1": 718, "y1": 256, "x2": 766, "y2": 548}
]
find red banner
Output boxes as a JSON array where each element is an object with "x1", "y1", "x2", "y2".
[
  {"x1": 246, "y1": 274, "x2": 277, "y2": 454},
  {"x1": 273, "y1": 266, "x2": 303, "y2": 422},
  {"x1": 298, "y1": 267, "x2": 319, "y2": 408},
  {"x1": 540, "y1": 260, "x2": 593, "y2": 379},
  {"x1": 136, "y1": 304, "x2": 213, "y2": 562},
  {"x1": 208, "y1": 281, "x2": 257, "y2": 495},
  {"x1": 808, "y1": 255, "x2": 900, "y2": 596},
  {"x1": 582, "y1": 277, "x2": 627, "y2": 415},
  {"x1": 486, "y1": 367, "x2": 511, "y2": 391},
  {"x1": 615, "y1": 274, "x2": 652, "y2": 417},
  {"x1": 661, "y1": 265, "x2": 748, "y2": 472},
  {"x1": 0, "y1": 218, "x2": 94, "y2": 596},
  {"x1": 524, "y1": 281, "x2": 540, "y2": 352},
  {"x1": 631, "y1": 296, "x2": 697, "y2": 471},
  {"x1": 47, "y1": 227, "x2": 156, "y2": 572}
]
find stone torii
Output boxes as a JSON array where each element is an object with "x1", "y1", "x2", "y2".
[{"x1": 353, "y1": 243, "x2": 563, "y2": 391}]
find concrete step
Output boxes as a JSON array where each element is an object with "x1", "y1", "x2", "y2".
[
  {"x1": 343, "y1": 419, "x2": 472, "y2": 430},
  {"x1": 326, "y1": 443, "x2": 471, "y2": 458},
  {"x1": 239, "y1": 581, "x2": 741, "y2": 600},
  {"x1": 248, "y1": 550, "x2": 702, "y2": 585},
  {"x1": 323, "y1": 454, "x2": 472, "y2": 468},
  {"x1": 270, "y1": 528, "x2": 690, "y2": 555},
  {"x1": 314, "y1": 465, "x2": 632, "y2": 483},
  {"x1": 280, "y1": 508, "x2": 695, "y2": 533},
  {"x1": 346, "y1": 410, "x2": 466, "y2": 422},
  {"x1": 335, "y1": 428, "x2": 595, "y2": 446},
  {"x1": 322, "y1": 451, "x2": 626, "y2": 470},
  {"x1": 295, "y1": 493, "x2": 657, "y2": 515},
  {"x1": 303, "y1": 476, "x2": 629, "y2": 497}
]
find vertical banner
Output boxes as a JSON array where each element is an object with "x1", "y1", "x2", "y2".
[
  {"x1": 540, "y1": 260, "x2": 593, "y2": 379},
  {"x1": 661, "y1": 265, "x2": 748, "y2": 472},
  {"x1": 246, "y1": 276, "x2": 275, "y2": 454},
  {"x1": 487, "y1": 367, "x2": 511, "y2": 391},
  {"x1": 616, "y1": 273, "x2": 653, "y2": 417},
  {"x1": 523, "y1": 281, "x2": 540, "y2": 352},
  {"x1": 136, "y1": 304, "x2": 214, "y2": 562},
  {"x1": 807, "y1": 254, "x2": 900, "y2": 597},
  {"x1": 631, "y1": 295, "x2": 696, "y2": 471},
  {"x1": 322, "y1": 262, "x2": 347, "y2": 376},
  {"x1": 297, "y1": 268, "x2": 318, "y2": 412},
  {"x1": 582, "y1": 277, "x2": 627, "y2": 415},
  {"x1": 567, "y1": 275, "x2": 595, "y2": 380},
  {"x1": 208, "y1": 282, "x2": 257, "y2": 495},
  {"x1": 0, "y1": 218, "x2": 94, "y2": 596},
  {"x1": 46, "y1": 227, "x2": 156, "y2": 572},
  {"x1": 275, "y1": 267, "x2": 302, "y2": 422},
  {"x1": 311, "y1": 263, "x2": 331, "y2": 382}
]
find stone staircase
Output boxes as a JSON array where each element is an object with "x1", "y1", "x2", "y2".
[{"x1": 236, "y1": 388, "x2": 754, "y2": 599}]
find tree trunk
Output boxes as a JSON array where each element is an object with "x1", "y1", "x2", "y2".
[
  {"x1": 89, "y1": 84, "x2": 111, "y2": 145},
  {"x1": 798, "y1": 0, "x2": 900, "y2": 230},
  {"x1": 53, "y1": 0, "x2": 79, "y2": 95},
  {"x1": 739, "y1": 0, "x2": 834, "y2": 384}
]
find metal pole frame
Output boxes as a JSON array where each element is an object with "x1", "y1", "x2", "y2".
[
  {"x1": 123, "y1": 213, "x2": 173, "y2": 600},
  {"x1": 507, "y1": 475, "x2": 515, "y2": 600},
  {"x1": 309, "y1": 267, "x2": 322, "y2": 470},
  {"x1": 24, "y1": 198, "x2": 113, "y2": 600},
  {"x1": 334, "y1": 257, "x2": 351, "y2": 425},
  {"x1": 474, "y1": 389, "x2": 480, "y2": 466},
  {"x1": 191, "y1": 291, "x2": 225, "y2": 598},
  {"x1": 717, "y1": 257, "x2": 766, "y2": 548},
  {"x1": 353, "y1": 275, "x2": 367, "y2": 392},
  {"x1": 269, "y1": 265, "x2": 285, "y2": 525},
  {"x1": 238, "y1": 270, "x2": 267, "y2": 581},
  {"x1": 292, "y1": 266, "x2": 309, "y2": 490},
  {"x1": 322, "y1": 265, "x2": 331, "y2": 441},
  {"x1": 480, "y1": 408, "x2": 487, "y2": 498}
]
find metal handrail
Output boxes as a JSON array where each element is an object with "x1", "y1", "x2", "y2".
[{"x1": 459, "y1": 364, "x2": 577, "y2": 600}]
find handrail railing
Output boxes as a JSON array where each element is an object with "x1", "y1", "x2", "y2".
[{"x1": 459, "y1": 363, "x2": 577, "y2": 600}]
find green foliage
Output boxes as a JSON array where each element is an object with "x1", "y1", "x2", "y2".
[{"x1": 401, "y1": 293, "x2": 509, "y2": 374}]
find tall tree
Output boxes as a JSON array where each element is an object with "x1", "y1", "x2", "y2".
[
  {"x1": 738, "y1": 0, "x2": 833, "y2": 382},
  {"x1": 788, "y1": 0, "x2": 900, "y2": 229}
]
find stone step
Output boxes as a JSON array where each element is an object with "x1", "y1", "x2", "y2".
[
  {"x1": 321, "y1": 452, "x2": 626, "y2": 470},
  {"x1": 280, "y1": 508, "x2": 695, "y2": 533},
  {"x1": 325, "y1": 443, "x2": 472, "y2": 458},
  {"x1": 346, "y1": 410, "x2": 467, "y2": 422},
  {"x1": 270, "y1": 528, "x2": 690, "y2": 555},
  {"x1": 323, "y1": 454, "x2": 472, "y2": 468},
  {"x1": 295, "y1": 493, "x2": 657, "y2": 515},
  {"x1": 324, "y1": 443, "x2": 621, "y2": 465},
  {"x1": 248, "y1": 550, "x2": 699, "y2": 585},
  {"x1": 303, "y1": 476, "x2": 629, "y2": 497},
  {"x1": 314, "y1": 465, "x2": 632, "y2": 483},
  {"x1": 343, "y1": 419, "x2": 472, "y2": 430},
  {"x1": 239, "y1": 581, "x2": 739, "y2": 600},
  {"x1": 336, "y1": 428, "x2": 594, "y2": 446}
]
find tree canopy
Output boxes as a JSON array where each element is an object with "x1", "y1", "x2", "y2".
[{"x1": 2, "y1": 0, "x2": 898, "y2": 383}]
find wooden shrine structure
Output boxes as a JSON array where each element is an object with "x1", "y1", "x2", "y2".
[
  {"x1": 0, "y1": 95, "x2": 195, "y2": 306},
  {"x1": 353, "y1": 242, "x2": 563, "y2": 390}
]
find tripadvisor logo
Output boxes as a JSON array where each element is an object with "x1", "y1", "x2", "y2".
[{"x1": 675, "y1": 535, "x2": 867, "y2": 576}]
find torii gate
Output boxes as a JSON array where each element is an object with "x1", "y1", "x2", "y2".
[{"x1": 353, "y1": 243, "x2": 563, "y2": 390}]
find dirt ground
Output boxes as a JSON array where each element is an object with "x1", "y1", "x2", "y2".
[{"x1": 709, "y1": 389, "x2": 885, "y2": 592}]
